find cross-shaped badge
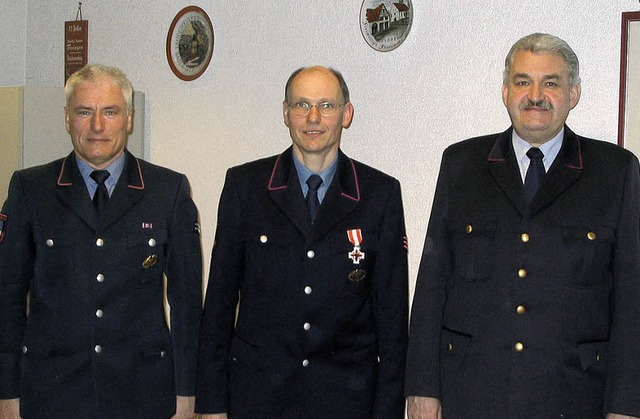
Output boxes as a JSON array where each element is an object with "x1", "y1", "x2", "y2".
[{"x1": 348, "y1": 246, "x2": 365, "y2": 264}]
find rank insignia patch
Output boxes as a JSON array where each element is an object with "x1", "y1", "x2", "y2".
[{"x1": 0, "y1": 213, "x2": 7, "y2": 244}]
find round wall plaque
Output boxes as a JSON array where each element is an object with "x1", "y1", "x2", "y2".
[
  {"x1": 360, "y1": 0, "x2": 413, "y2": 52},
  {"x1": 166, "y1": 6, "x2": 214, "y2": 81}
]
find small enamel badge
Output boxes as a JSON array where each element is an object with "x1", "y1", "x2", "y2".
[
  {"x1": 347, "y1": 229, "x2": 365, "y2": 264},
  {"x1": 0, "y1": 213, "x2": 7, "y2": 244}
]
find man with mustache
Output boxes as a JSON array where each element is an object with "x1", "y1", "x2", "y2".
[{"x1": 405, "y1": 33, "x2": 640, "y2": 418}]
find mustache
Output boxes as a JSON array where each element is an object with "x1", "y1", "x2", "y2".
[{"x1": 520, "y1": 99, "x2": 552, "y2": 111}]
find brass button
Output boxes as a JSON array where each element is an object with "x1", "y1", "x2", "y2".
[
  {"x1": 518, "y1": 269, "x2": 527, "y2": 279},
  {"x1": 465, "y1": 224, "x2": 473, "y2": 234},
  {"x1": 587, "y1": 231, "x2": 596, "y2": 241},
  {"x1": 515, "y1": 342, "x2": 524, "y2": 352},
  {"x1": 260, "y1": 235, "x2": 268, "y2": 243},
  {"x1": 447, "y1": 343, "x2": 453, "y2": 351},
  {"x1": 516, "y1": 305, "x2": 526, "y2": 314},
  {"x1": 520, "y1": 233, "x2": 530, "y2": 243}
]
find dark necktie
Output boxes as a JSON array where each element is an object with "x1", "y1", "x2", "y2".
[
  {"x1": 306, "y1": 175, "x2": 323, "y2": 224},
  {"x1": 523, "y1": 147, "x2": 545, "y2": 203},
  {"x1": 90, "y1": 170, "x2": 110, "y2": 213}
]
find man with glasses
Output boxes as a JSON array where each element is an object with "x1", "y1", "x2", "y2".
[{"x1": 195, "y1": 66, "x2": 409, "y2": 418}]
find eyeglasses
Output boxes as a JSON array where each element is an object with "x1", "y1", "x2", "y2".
[{"x1": 286, "y1": 101, "x2": 345, "y2": 117}]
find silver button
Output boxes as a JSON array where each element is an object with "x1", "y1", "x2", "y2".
[
  {"x1": 22, "y1": 346, "x2": 28, "y2": 354},
  {"x1": 96, "y1": 274, "x2": 105, "y2": 283},
  {"x1": 160, "y1": 351, "x2": 166, "y2": 358},
  {"x1": 148, "y1": 238, "x2": 156, "y2": 247},
  {"x1": 96, "y1": 238, "x2": 105, "y2": 247},
  {"x1": 307, "y1": 250, "x2": 315, "y2": 259},
  {"x1": 94, "y1": 345, "x2": 103, "y2": 353},
  {"x1": 95, "y1": 309, "x2": 104, "y2": 318},
  {"x1": 302, "y1": 359, "x2": 309, "y2": 367},
  {"x1": 303, "y1": 322, "x2": 311, "y2": 331},
  {"x1": 46, "y1": 239, "x2": 54, "y2": 247},
  {"x1": 260, "y1": 235, "x2": 268, "y2": 243},
  {"x1": 304, "y1": 286, "x2": 312, "y2": 295}
]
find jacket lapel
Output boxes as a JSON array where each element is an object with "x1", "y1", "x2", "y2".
[
  {"x1": 100, "y1": 150, "x2": 145, "y2": 230},
  {"x1": 487, "y1": 128, "x2": 529, "y2": 216},
  {"x1": 487, "y1": 126, "x2": 585, "y2": 217},
  {"x1": 268, "y1": 148, "x2": 313, "y2": 237},
  {"x1": 267, "y1": 148, "x2": 361, "y2": 244},
  {"x1": 529, "y1": 126, "x2": 584, "y2": 214},
  {"x1": 55, "y1": 152, "x2": 99, "y2": 229},
  {"x1": 309, "y1": 151, "x2": 360, "y2": 243}
]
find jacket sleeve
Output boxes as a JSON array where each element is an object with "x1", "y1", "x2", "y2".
[
  {"x1": 0, "y1": 172, "x2": 34, "y2": 398},
  {"x1": 195, "y1": 169, "x2": 243, "y2": 414},
  {"x1": 405, "y1": 150, "x2": 452, "y2": 399},
  {"x1": 604, "y1": 153, "x2": 640, "y2": 416},
  {"x1": 166, "y1": 174, "x2": 203, "y2": 396},
  {"x1": 372, "y1": 179, "x2": 409, "y2": 419}
]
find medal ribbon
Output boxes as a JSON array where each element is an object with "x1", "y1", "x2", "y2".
[{"x1": 347, "y1": 229, "x2": 363, "y2": 247}]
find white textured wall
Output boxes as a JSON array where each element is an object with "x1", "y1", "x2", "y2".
[
  {"x1": 0, "y1": 1, "x2": 26, "y2": 85},
  {"x1": 2, "y1": 0, "x2": 638, "y2": 298}
]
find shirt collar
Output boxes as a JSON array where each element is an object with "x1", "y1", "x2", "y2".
[
  {"x1": 512, "y1": 128, "x2": 563, "y2": 180},
  {"x1": 292, "y1": 152, "x2": 338, "y2": 203},
  {"x1": 76, "y1": 152, "x2": 126, "y2": 195}
]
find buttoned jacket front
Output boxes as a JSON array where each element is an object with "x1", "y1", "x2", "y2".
[
  {"x1": 0, "y1": 150, "x2": 202, "y2": 419},
  {"x1": 405, "y1": 126, "x2": 640, "y2": 418},
  {"x1": 196, "y1": 147, "x2": 409, "y2": 419}
]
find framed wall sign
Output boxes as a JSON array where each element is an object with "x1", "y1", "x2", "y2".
[
  {"x1": 166, "y1": 6, "x2": 214, "y2": 81},
  {"x1": 618, "y1": 11, "x2": 640, "y2": 156}
]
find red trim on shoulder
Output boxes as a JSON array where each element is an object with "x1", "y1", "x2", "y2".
[{"x1": 127, "y1": 158, "x2": 145, "y2": 190}]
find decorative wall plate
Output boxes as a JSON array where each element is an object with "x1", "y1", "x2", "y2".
[
  {"x1": 360, "y1": 0, "x2": 413, "y2": 52},
  {"x1": 166, "y1": 6, "x2": 214, "y2": 81}
]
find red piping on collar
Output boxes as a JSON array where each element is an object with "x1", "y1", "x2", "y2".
[
  {"x1": 267, "y1": 154, "x2": 287, "y2": 191},
  {"x1": 57, "y1": 157, "x2": 72, "y2": 186},
  {"x1": 127, "y1": 158, "x2": 145, "y2": 190},
  {"x1": 341, "y1": 158, "x2": 360, "y2": 202}
]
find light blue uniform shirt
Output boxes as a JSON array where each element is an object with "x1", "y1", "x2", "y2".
[
  {"x1": 293, "y1": 152, "x2": 338, "y2": 204},
  {"x1": 76, "y1": 152, "x2": 126, "y2": 199}
]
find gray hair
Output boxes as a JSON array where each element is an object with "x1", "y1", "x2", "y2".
[
  {"x1": 64, "y1": 64, "x2": 133, "y2": 111},
  {"x1": 503, "y1": 33, "x2": 580, "y2": 86}
]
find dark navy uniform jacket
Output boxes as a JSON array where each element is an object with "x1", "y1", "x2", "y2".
[
  {"x1": 406, "y1": 126, "x2": 640, "y2": 418},
  {"x1": 196, "y1": 147, "x2": 408, "y2": 418},
  {"x1": 0, "y1": 150, "x2": 202, "y2": 419}
]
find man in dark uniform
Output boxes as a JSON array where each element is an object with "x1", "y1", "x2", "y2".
[
  {"x1": 195, "y1": 66, "x2": 409, "y2": 418},
  {"x1": 405, "y1": 33, "x2": 640, "y2": 418},
  {"x1": 0, "y1": 64, "x2": 202, "y2": 419}
]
